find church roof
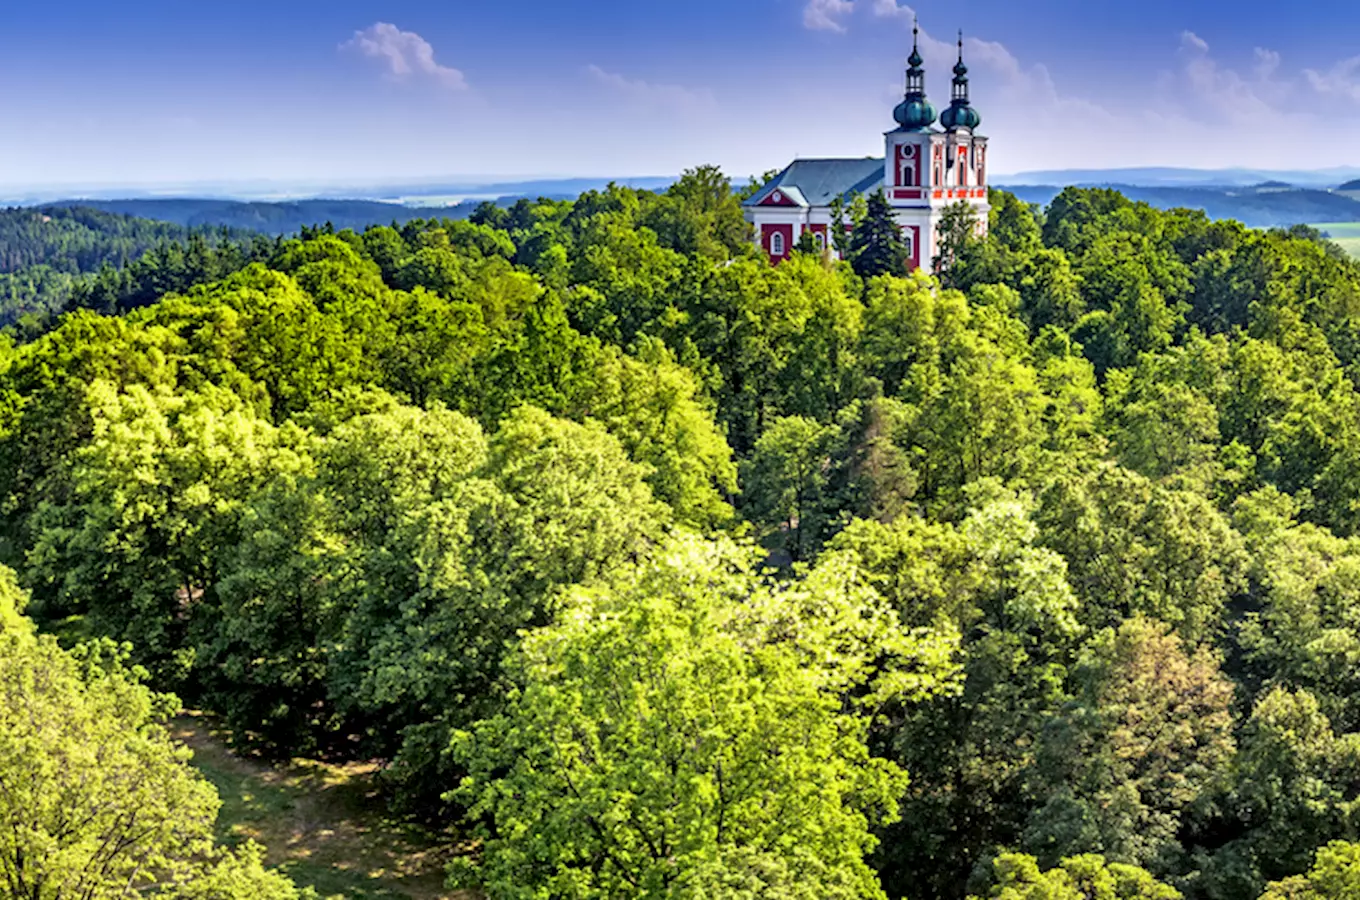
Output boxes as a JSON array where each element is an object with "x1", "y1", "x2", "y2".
[{"x1": 743, "y1": 158, "x2": 885, "y2": 208}]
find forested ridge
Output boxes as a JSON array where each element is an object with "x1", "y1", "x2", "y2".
[
  {"x1": 0, "y1": 205, "x2": 262, "y2": 327},
  {"x1": 9, "y1": 168, "x2": 1360, "y2": 900}
]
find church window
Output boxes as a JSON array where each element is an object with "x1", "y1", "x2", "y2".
[
  {"x1": 815, "y1": 232, "x2": 826, "y2": 251},
  {"x1": 770, "y1": 232, "x2": 784, "y2": 256}
]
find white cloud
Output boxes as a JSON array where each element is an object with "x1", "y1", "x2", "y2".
[
  {"x1": 1180, "y1": 30, "x2": 1210, "y2": 53},
  {"x1": 586, "y1": 65, "x2": 715, "y2": 111},
  {"x1": 803, "y1": 0, "x2": 854, "y2": 33},
  {"x1": 1305, "y1": 56, "x2": 1360, "y2": 101},
  {"x1": 1171, "y1": 31, "x2": 1293, "y2": 125},
  {"x1": 341, "y1": 23, "x2": 468, "y2": 90},
  {"x1": 1254, "y1": 47, "x2": 1281, "y2": 81},
  {"x1": 870, "y1": 0, "x2": 914, "y2": 18}
]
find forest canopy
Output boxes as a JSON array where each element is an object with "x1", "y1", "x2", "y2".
[{"x1": 7, "y1": 168, "x2": 1360, "y2": 899}]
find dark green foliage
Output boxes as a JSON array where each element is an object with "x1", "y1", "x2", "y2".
[{"x1": 849, "y1": 190, "x2": 910, "y2": 278}]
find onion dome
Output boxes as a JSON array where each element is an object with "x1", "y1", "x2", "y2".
[
  {"x1": 894, "y1": 97, "x2": 937, "y2": 130},
  {"x1": 893, "y1": 18, "x2": 937, "y2": 130},
  {"x1": 940, "y1": 101, "x2": 981, "y2": 131},
  {"x1": 941, "y1": 31, "x2": 982, "y2": 131}
]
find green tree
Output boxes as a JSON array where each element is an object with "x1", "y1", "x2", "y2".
[
  {"x1": 338, "y1": 404, "x2": 671, "y2": 817},
  {"x1": 1197, "y1": 688, "x2": 1360, "y2": 898},
  {"x1": 865, "y1": 490, "x2": 1084, "y2": 900},
  {"x1": 743, "y1": 415, "x2": 841, "y2": 561},
  {"x1": 452, "y1": 536, "x2": 959, "y2": 900},
  {"x1": 849, "y1": 190, "x2": 909, "y2": 278},
  {"x1": 934, "y1": 201, "x2": 982, "y2": 288},
  {"x1": 1260, "y1": 842, "x2": 1360, "y2": 900},
  {"x1": 24, "y1": 381, "x2": 310, "y2": 681},
  {"x1": 0, "y1": 570, "x2": 303, "y2": 900},
  {"x1": 1023, "y1": 617, "x2": 1236, "y2": 872},
  {"x1": 1036, "y1": 462, "x2": 1249, "y2": 641},
  {"x1": 970, "y1": 853, "x2": 1180, "y2": 900}
]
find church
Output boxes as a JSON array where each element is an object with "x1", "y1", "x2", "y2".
[{"x1": 743, "y1": 23, "x2": 989, "y2": 271}]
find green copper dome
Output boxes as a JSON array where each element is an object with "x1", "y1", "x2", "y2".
[
  {"x1": 941, "y1": 103, "x2": 981, "y2": 130},
  {"x1": 894, "y1": 97, "x2": 937, "y2": 130}
]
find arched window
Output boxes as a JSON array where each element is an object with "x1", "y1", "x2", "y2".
[
  {"x1": 770, "y1": 232, "x2": 784, "y2": 256},
  {"x1": 900, "y1": 161, "x2": 916, "y2": 187},
  {"x1": 815, "y1": 232, "x2": 826, "y2": 251}
]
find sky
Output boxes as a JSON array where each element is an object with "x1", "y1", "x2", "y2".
[{"x1": 3, "y1": 0, "x2": 1360, "y2": 190}]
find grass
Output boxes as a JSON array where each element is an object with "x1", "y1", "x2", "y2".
[
  {"x1": 1312, "y1": 222, "x2": 1360, "y2": 259},
  {"x1": 172, "y1": 713, "x2": 475, "y2": 900}
]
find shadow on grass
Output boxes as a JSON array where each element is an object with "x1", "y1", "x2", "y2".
[{"x1": 173, "y1": 712, "x2": 476, "y2": 900}]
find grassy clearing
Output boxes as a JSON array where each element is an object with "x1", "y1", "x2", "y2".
[
  {"x1": 172, "y1": 713, "x2": 475, "y2": 900},
  {"x1": 1312, "y1": 222, "x2": 1360, "y2": 259}
]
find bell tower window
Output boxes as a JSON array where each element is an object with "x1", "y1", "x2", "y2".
[{"x1": 770, "y1": 232, "x2": 784, "y2": 256}]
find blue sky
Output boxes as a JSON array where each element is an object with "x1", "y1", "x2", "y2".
[{"x1": 2, "y1": 0, "x2": 1359, "y2": 189}]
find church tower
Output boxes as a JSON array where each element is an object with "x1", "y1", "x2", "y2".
[{"x1": 883, "y1": 23, "x2": 989, "y2": 271}]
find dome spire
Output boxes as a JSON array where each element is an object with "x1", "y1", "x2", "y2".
[
  {"x1": 952, "y1": 30, "x2": 969, "y2": 100},
  {"x1": 894, "y1": 15, "x2": 937, "y2": 131},
  {"x1": 941, "y1": 29, "x2": 982, "y2": 131}
]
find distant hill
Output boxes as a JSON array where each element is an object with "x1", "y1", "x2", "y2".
[
  {"x1": 375, "y1": 176, "x2": 677, "y2": 201},
  {"x1": 45, "y1": 198, "x2": 479, "y2": 236},
  {"x1": 1003, "y1": 183, "x2": 1360, "y2": 229},
  {"x1": 996, "y1": 165, "x2": 1360, "y2": 189},
  {"x1": 2, "y1": 175, "x2": 679, "y2": 207}
]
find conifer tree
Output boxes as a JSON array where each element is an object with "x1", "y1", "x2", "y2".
[
  {"x1": 795, "y1": 228, "x2": 820, "y2": 255},
  {"x1": 849, "y1": 190, "x2": 908, "y2": 278}
]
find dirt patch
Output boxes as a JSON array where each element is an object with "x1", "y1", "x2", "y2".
[{"x1": 172, "y1": 712, "x2": 477, "y2": 900}]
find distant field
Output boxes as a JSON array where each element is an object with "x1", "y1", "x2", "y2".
[{"x1": 1313, "y1": 222, "x2": 1360, "y2": 258}]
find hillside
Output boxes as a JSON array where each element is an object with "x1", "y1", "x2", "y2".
[
  {"x1": 998, "y1": 164, "x2": 1360, "y2": 187},
  {"x1": 0, "y1": 205, "x2": 204, "y2": 272},
  {"x1": 0, "y1": 205, "x2": 256, "y2": 324},
  {"x1": 1004, "y1": 182, "x2": 1360, "y2": 227},
  {"x1": 47, "y1": 198, "x2": 478, "y2": 235}
]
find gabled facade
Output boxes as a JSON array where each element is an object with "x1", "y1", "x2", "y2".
[{"x1": 743, "y1": 24, "x2": 990, "y2": 271}]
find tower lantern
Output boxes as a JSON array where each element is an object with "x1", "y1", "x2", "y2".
[{"x1": 941, "y1": 32, "x2": 982, "y2": 132}]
